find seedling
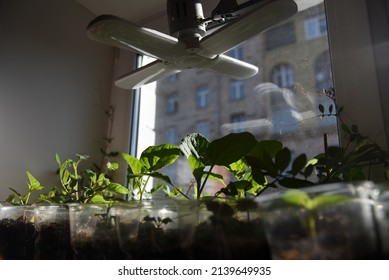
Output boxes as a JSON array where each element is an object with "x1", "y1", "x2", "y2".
[
  {"x1": 122, "y1": 144, "x2": 181, "y2": 201},
  {"x1": 143, "y1": 215, "x2": 173, "y2": 230},
  {"x1": 43, "y1": 153, "x2": 128, "y2": 204},
  {"x1": 280, "y1": 189, "x2": 351, "y2": 238},
  {"x1": 6, "y1": 171, "x2": 44, "y2": 206}
]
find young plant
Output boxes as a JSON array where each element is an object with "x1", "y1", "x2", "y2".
[
  {"x1": 45, "y1": 153, "x2": 128, "y2": 204},
  {"x1": 6, "y1": 171, "x2": 44, "y2": 205},
  {"x1": 143, "y1": 215, "x2": 173, "y2": 230},
  {"x1": 217, "y1": 137, "x2": 317, "y2": 199},
  {"x1": 122, "y1": 144, "x2": 181, "y2": 201},
  {"x1": 179, "y1": 132, "x2": 257, "y2": 199},
  {"x1": 280, "y1": 189, "x2": 351, "y2": 238},
  {"x1": 316, "y1": 87, "x2": 389, "y2": 182}
]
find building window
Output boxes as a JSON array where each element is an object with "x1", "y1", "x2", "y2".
[
  {"x1": 196, "y1": 85, "x2": 209, "y2": 109},
  {"x1": 304, "y1": 14, "x2": 327, "y2": 40},
  {"x1": 230, "y1": 113, "x2": 246, "y2": 133},
  {"x1": 271, "y1": 63, "x2": 295, "y2": 91},
  {"x1": 196, "y1": 121, "x2": 210, "y2": 139},
  {"x1": 229, "y1": 46, "x2": 244, "y2": 60},
  {"x1": 230, "y1": 80, "x2": 245, "y2": 100},
  {"x1": 314, "y1": 51, "x2": 333, "y2": 92},
  {"x1": 166, "y1": 126, "x2": 177, "y2": 144},
  {"x1": 265, "y1": 22, "x2": 296, "y2": 50},
  {"x1": 166, "y1": 93, "x2": 178, "y2": 114}
]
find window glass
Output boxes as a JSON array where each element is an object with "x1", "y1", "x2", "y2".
[
  {"x1": 304, "y1": 14, "x2": 327, "y2": 40},
  {"x1": 271, "y1": 63, "x2": 295, "y2": 91},
  {"x1": 230, "y1": 80, "x2": 245, "y2": 100},
  {"x1": 196, "y1": 85, "x2": 209, "y2": 109},
  {"x1": 166, "y1": 93, "x2": 178, "y2": 114},
  {"x1": 137, "y1": 0, "x2": 338, "y2": 190}
]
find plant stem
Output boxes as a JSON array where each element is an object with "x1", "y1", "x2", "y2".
[{"x1": 198, "y1": 164, "x2": 215, "y2": 199}]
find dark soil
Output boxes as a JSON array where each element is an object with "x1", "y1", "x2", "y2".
[
  {"x1": 0, "y1": 217, "x2": 35, "y2": 259},
  {"x1": 72, "y1": 221, "x2": 126, "y2": 260},
  {"x1": 34, "y1": 221, "x2": 74, "y2": 259},
  {"x1": 121, "y1": 218, "x2": 271, "y2": 260}
]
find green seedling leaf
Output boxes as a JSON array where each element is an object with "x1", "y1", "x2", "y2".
[
  {"x1": 275, "y1": 147, "x2": 292, "y2": 172},
  {"x1": 143, "y1": 215, "x2": 157, "y2": 223},
  {"x1": 290, "y1": 154, "x2": 308, "y2": 176},
  {"x1": 161, "y1": 217, "x2": 173, "y2": 225},
  {"x1": 281, "y1": 190, "x2": 312, "y2": 209},
  {"x1": 206, "y1": 132, "x2": 257, "y2": 166},
  {"x1": 26, "y1": 171, "x2": 44, "y2": 191},
  {"x1": 228, "y1": 159, "x2": 250, "y2": 180},
  {"x1": 251, "y1": 140, "x2": 283, "y2": 158},
  {"x1": 89, "y1": 194, "x2": 107, "y2": 204},
  {"x1": 311, "y1": 194, "x2": 351, "y2": 209},
  {"x1": 122, "y1": 153, "x2": 144, "y2": 174},
  {"x1": 281, "y1": 190, "x2": 350, "y2": 211},
  {"x1": 106, "y1": 183, "x2": 129, "y2": 195},
  {"x1": 250, "y1": 167, "x2": 267, "y2": 186},
  {"x1": 140, "y1": 144, "x2": 180, "y2": 172},
  {"x1": 187, "y1": 154, "x2": 205, "y2": 172},
  {"x1": 106, "y1": 162, "x2": 119, "y2": 171},
  {"x1": 180, "y1": 133, "x2": 210, "y2": 165}
]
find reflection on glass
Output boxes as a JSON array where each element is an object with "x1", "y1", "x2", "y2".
[{"x1": 137, "y1": 0, "x2": 338, "y2": 191}]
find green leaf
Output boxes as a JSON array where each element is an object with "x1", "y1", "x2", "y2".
[
  {"x1": 54, "y1": 153, "x2": 61, "y2": 167},
  {"x1": 89, "y1": 194, "x2": 107, "y2": 204},
  {"x1": 106, "y1": 183, "x2": 129, "y2": 194},
  {"x1": 228, "y1": 159, "x2": 249, "y2": 180},
  {"x1": 122, "y1": 153, "x2": 143, "y2": 174},
  {"x1": 318, "y1": 104, "x2": 325, "y2": 114},
  {"x1": 187, "y1": 154, "x2": 205, "y2": 172},
  {"x1": 250, "y1": 166, "x2": 267, "y2": 185},
  {"x1": 26, "y1": 171, "x2": 44, "y2": 191},
  {"x1": 140, "y1": 144, "x2": 180, "y2": 172},
  {"x1": 247, "y1": 140, "x2": 283, "y2": 159},
  {"x1": 206, "y1": 132, "x2": 257, "y2": 166},
  {"x1": 106, "y1": 162, "x2": 119, "y2": 171},
  {"x1": 281, "y1": 190, "x2": 350, "y2": 211},
  {"x1": 328, "y1": 104, "x2": 333, "y2": 114},
  {"x1": 147, "y1": 171, "x2": 175, "y2": 185},
  {"x1": 290, "y1": 154, "x2": 307, "y2": 176},
  {"x1": 275, "y1": 147, "x2": 292, "y2": 172},
  {"x1": 303, "y1": 164, "x2": 314, "y2": 178},
  {"x1": 180, "y1": 133, "x2": 210, "y2": 165},
  {"x1": 311, "y1": 194, "x2": 351, "y2": 209},
  {"x1": 281, "y1": 190, "x2": 311, "y2": 208}
]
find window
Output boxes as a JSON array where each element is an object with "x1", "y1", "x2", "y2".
[
  {"x1": 230, "y1": 113, "x2": 246, "y2": 133},
  {"x1": 265, "y1": 22, "x2": 296, "y2": 50},
  {"x1": 271, "y1": 63, "x2": 295, "y2": 91},
  {"x1": 134, "y1": 0, "x2": 339, "y2": 189},
  {"x1": 230, "y1": 80, "x2": 245, "y2": 100},
  {"x1": 196, "y1": 121, "x2": 210, "y2": 139},
  {"x1": 196, "y1": 86, "x2": 209, "y2": 109},
  {"x1": 304, "y1": 14, "x2": 327, "y2": 40},
  {"x1": 166, "y1": 126, "x2": 177, "y2": 144},
  {"x1": 166, "y1": 93, "x2": 178, "y2": 114}
]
